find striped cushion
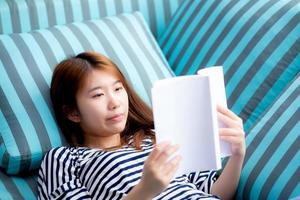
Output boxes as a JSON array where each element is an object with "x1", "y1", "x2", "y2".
[
  {"x1": 159, "y1": 0, "x2": 300, "y2": 131},
  {"x1": 0, "y1": 11, "x2": 173, "y2": 174},
  {"x1": 0, "y1": 170, "x2": 37, "y2": 199},
  {"x1": 0, "y1": 0, "x2": 183, "y2": 38},
  {"x1": 237, "y1": 73, "x2": 300, "y2": 200}
]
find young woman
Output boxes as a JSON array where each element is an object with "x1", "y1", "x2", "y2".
[{"x1": 37, "y1": 52, "x2": 245, "y2": 200}]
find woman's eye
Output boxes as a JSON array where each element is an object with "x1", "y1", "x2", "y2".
[
  {"x1": 115, "y1": 86, "x2": 123, "y2": 91},
  {"x1": 93, "y1": 93, "x2": 103, "y2": 98}
]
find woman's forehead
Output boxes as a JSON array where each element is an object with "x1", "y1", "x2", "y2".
[{"x1": 84, "y1": 69, "x2": 121, "y2": 89}]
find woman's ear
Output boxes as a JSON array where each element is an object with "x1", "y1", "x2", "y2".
[{"x1": 63, "y1": 105, "x2": 81, "y2": 123}]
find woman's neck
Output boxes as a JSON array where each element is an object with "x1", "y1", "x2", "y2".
[{"x1": 84, "y1": 133, "x2": 121, "y2": 149}]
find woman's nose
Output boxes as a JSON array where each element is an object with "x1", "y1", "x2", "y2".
[{"x1": 108, "y1": 94, "x2": 120, "y2": 110}]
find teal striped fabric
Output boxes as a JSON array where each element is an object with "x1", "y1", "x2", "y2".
[
  {"x1": 159, "y1": 0, "x2": 300, "y2": 132},
  {"x1": 0, "y1": 11, "x2": 174, "y2": 175},
  {"x1": 237, "y1": 73, "x2": 300, "y2": 200},
  {"x1": 0, "y1": 0, "x2": 183, "y2": 38},
  {"x1": 0, "y1": 170, "x2": 37, "y2": 199}
]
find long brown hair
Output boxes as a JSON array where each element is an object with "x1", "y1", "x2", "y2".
[{"x1": 50, "y1": 51, "x2": 155, "y2": 149}]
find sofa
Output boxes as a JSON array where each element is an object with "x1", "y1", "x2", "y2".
[{"x1": 0, "y1": 0, "x2": 299, "y2": 199}]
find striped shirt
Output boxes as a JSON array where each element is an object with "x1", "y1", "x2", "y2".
[{"x1": 37, "y1": 139, "x2": 220, "y2": 199}]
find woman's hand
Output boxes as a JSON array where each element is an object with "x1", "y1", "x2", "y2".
[
  {"x1": 135, "y1": 142, "x2": 181, "y2": 199},
  {"x1": 211, "y1": 105, "x2": 246, "y2": 200},
  {"x1": 217, "y1": 105, "x2": 246, "y2": 157}
]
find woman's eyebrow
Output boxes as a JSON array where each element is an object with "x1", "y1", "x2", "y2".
[{"x1": 88, "y1": 80, "x2": 121, "y2": 93}]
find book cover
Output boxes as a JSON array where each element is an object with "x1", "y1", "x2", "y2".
[
  {"x1": 197, "y1": 66, "x2": 231, "y2": 157},
  {"x1": 151, "y1": 66, "x2": 231, "y2": 176}
]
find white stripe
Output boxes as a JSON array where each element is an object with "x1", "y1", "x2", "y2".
[
  {"x1": 70, "y1": 0, "x2": 83, "y2": 22},
  {"x1": 33, "y1": 0, "x2": 49, "y2": 29},
  {"x1": 53, "y1": 0, "x2": 66, "y2": 25},
  {"x1": 15, "y1": 0, "x2": 31, "y2": 32},
  {"x1": 0, "y1": 1, "x2": 13, "y2": 33},
  {"x1": 87, "y1": 0, "x2": 100, "y2": 19}
]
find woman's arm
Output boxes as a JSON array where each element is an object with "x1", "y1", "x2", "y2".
[
  {"x1": 38, "y1": 147, "x2": 93, "y2": 200},
  {"x1": 211, "y1": 106, "x2": 246, "y2": 200},
  {"x1": 124, "y1": 142, "x2": 181, "y2": 200},
  {"x1": 122, "y1": 182, "x2": 151, "y2": 200}
]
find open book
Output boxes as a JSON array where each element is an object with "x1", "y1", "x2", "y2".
[{"x1": 151, "y1": 66, "x2": 231, "y2": 176}]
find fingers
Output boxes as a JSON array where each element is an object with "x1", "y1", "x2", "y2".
[
  {"x1": 216, "y1": 107, "x2": 245, "y2": 157},
  {"x1": 217, "y1": 105, "x2": 237, "y2": 119},
  {"x1": 219, "y1": 127, "x2": 246, "y2": 156},
  {"x1": 147, "y1": 141, "x2": 170, "y2": 161},
  {"x1": 218, "y1": 111, "x2": 243, "y2": 129},
  {"x1": 147, "y1": 141, "x2": 180, "y2": 168},
  {"x1": 163, "y1": 155, "x2": 181, "y2": 178},
  {"x1": 217, "y1": 105, "x2": 243, "y2": 124},
  {"x1": 219, "y1": 135, "x2": 243, "y2": 145},
  {"x1": 219, "y1": 128, "x2": 244, "y2": 136},
  {"x1": 140, "y1": 143, "x2": 182, "y2": 198},
  {"x1": 219, "y1": 126, "x2": 245, "y2": 144},
  {"x1": 154, "y1": 143, "x2": 180, "y2": 164},
  {"x1": 220, "y1": 129, "x2": 244, "y2": 141},
  {"x1": 143, "y1": 142, "x2": 181, "y2": 186}
]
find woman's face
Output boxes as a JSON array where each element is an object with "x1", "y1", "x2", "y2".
[{"x1": 74, "y1": 69, "x2": 129, "y2": 147}]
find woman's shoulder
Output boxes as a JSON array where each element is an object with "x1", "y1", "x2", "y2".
[
  {"x1": 46, "y1": 146, "x2": 75, "y2": 154},
  {"x1": 44, "y1": 146, "x2": 102, "y2": 161},
  {"x1": 43, "y1": 146, "x2": 84, "y2": 161}
]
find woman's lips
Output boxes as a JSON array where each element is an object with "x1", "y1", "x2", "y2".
[{"x1": 107, "y1": 113, "x2": 124, "y2": 122}]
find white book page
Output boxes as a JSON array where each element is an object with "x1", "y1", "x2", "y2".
[
  {"x1": 151, "y1": 75, "x2": 222, "y2": 176},
  {"x1": 197, "y1": 66, "x2": 232, "y2": 157}
]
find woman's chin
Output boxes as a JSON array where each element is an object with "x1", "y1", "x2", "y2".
[{"x1": 109, "y1": 123, "x2": 126, "y2": 134}]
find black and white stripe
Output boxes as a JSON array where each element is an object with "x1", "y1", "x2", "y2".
[{"x1": 37, "y1": 140, "x2": 219, "y2": 200}]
